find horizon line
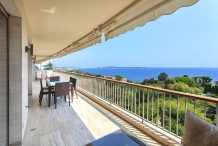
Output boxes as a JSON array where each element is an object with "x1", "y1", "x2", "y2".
[{"x1": 53, "y1": 66, "x2": 218, "y2": 68}]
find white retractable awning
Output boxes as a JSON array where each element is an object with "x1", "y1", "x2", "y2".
[{"x1": 13, "y1": 0, "x2": 198, "y2": 63}]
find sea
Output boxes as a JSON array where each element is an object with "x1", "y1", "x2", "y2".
[{"x1": 74, "y1": 67, "x2": 218, "y2": 84}]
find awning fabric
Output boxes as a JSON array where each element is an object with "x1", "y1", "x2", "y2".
[
  {"x1": 13, "y1": 0, "x2": 198, "y2": 63},
  {"x1": 104, "y1": 0, "x2": 199, "y2": 41}
]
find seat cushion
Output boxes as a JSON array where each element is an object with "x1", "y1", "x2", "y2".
[
  {"x1": 181, "y1": 109, "x2": 218, "y2": 146},
  {"x1": 43, "y1": 88, "x2": 55, "y2": 93}
]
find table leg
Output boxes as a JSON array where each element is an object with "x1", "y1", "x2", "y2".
[
  {"x1": 48, "y1": 86, "x2": 51, "y2": 107},
  {"x1": 71, "y1": 84, "x2": 73, "y2": 102}
]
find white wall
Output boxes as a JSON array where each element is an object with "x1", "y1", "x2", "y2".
[
  {"x1": 21, "y1": 12, "x2": 29, "y2": 140},
  {"x1": 13, "y1": 0, "x2": 31, "y2": 141}
]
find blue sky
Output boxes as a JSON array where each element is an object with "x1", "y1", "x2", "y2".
[{"x1": 53, "y1": 0, "x2": 218, "y2": 68}]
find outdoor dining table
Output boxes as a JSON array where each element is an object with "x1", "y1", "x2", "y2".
[{"x1": 47, "y1": 79, "x2": 73, "y2": 107}]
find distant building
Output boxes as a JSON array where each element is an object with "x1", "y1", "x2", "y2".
[
  {"x1": 107, "y1": 76, "x2": 112, "y2": 79},
  {"x1": 122, "y1": 78, "x2": 127, "y2": 82},
  {"x1": 112, "y1": 77, "x2": 116, "y2": 80}
]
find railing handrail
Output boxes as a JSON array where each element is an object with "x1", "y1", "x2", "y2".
[{"x1": 54, "y1": 70, "x2": 218, "y2": 103}]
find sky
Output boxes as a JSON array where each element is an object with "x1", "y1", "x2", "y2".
[{"x1": 53, "y1": 0, "x2": 218, "y2": 68}]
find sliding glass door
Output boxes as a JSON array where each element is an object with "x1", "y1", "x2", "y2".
[{"x1": 0, "y1": 8, "x2": 8, "y2": 146}]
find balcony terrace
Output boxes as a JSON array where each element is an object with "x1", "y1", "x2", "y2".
[
  {"x1": 1, "y1": 0, "x2": 214, "y2": 145},
  {"x1": 24, "y1": 69, "x2": 218, "y2": 145},
  {"x1": 23, "y1": 80, "x2": 163, "y2": 145}
]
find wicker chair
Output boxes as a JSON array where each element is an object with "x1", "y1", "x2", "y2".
[
  {"x1": 50, "y1": 76, "x2": 60, "y2": 82},
  {"x1": 70, "y1": 77, "x2": 78, "y2": 98},
  {"x1": 54, "y1": 82, "x2": 70, "y2": 109},
  {"x1": 39, "y1": 79, "x2": 54, "y2": 106},
  {"x1": 73, "y1": 78, "x2": 78, "y2": 98},
  {"x1": 69, "y1": 77, "x2": 74, "y2": 101}
]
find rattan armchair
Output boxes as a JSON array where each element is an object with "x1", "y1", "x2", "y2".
[
  {"x1": 54, "y1": 82, "x2": 70, "y2": 109},
  {"x1": 39, "y1": 79, "x2": 54, "y2": 106},
  {"x1": 50, "y1": 76, "x2": 60, "y2": 82},
  {"x1": 70, "y1": 77, "x2": 78, "y2": 99}
]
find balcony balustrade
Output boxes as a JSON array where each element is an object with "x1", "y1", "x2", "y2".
[{"x1": 53, "y1": 70, "x2": 218, "y2": 139}]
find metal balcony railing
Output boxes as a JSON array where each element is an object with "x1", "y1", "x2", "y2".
[{"x1": 54, "y1": 71, "x2": 218, "y2": 137}]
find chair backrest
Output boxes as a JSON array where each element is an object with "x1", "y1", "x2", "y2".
[
  {"x1": 70, "y1": 77, "x2": 74, "y2": 83},
  {"x1": 73, "y1": 78, "x2": 77, "y2": 89},
  {"x1": 70, "y1": 77, "x2": 77, "y2": 89},
  {"x1": 46, "y1": 80, "x2": 48, "y2": 86},
  {"x1": 40, "y1": 79, "x2": 43, "y2": 89},
  {"x1": 55, "y1": 82, "x2": 70, "y2": 97},
  {"x1": 50, "y1": 76, "x2": 60, "y2": 82}
]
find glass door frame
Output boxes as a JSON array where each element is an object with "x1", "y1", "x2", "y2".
[{"x1": 0, "y1": 3, "x2": 9, "y2": 145}]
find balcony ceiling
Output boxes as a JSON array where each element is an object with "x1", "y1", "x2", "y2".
[{"x1": 13, "y1": 0, "x2": 198, "y2": 63}]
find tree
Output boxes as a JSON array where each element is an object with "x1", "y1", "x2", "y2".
[
  {"x1": 169, "y1": 82, "x2": 203, "y2": 95},
  {"x1": 172, "y1": 77, "x2": 196, "y2": 87},
  {"x1": 216, "y1": 85, "x2": 218, "y2": 94},
  {"x1": 158, "y1": 72, "x2": 168, "y2": 81},
  {"x1": 96, "y1": 74, "x2": 102, "y2": 77},
  {"x1": 43, "y1": 61, "x2": 53, "y2": 70},
  {"x1": 142, "y1": 78, "x2": 157, "y2": 85},
  {"x1": 115, "y1": 75, "x2": 122, "y2": 81},
  {"x1": 204, "y1": 84, "x2": 212, "y2": 94},
  {"x1": 193, "y1": 76, "x2": 212, "y2": 84},
  {"x1": 215, "y1": 81, "x2": 218, "y2": 85},
  {"x1": 207, "y1": 104, "x2": 216, "y2": 122},
  {"x1": 134, "y1": 81, "x2": 141, "y2": 84},
  {"x1": 169, "y1": 82, "x2": 189, "y2": 93}
]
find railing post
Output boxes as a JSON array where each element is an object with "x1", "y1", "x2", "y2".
[
  {"x1": 115, "y1": 83, "x2": 117, "y2": 105},
  {"x1": 92, "y1": 79, "x2": 94, "y2": 96},
  {"x1": 110, "y1": 82, "x2": 112, "y2": 106},
  {"x1": 152, "y1": 90, "x2": 154, "y2": 123},
  {"x1": 107, "y1": 81, "x2": 108, "y2": 101},
  {"x1": 128, "y1": 85, "x2": 130, "y2": 111},
  {"x1": 204, "y1": 101, "x2": 207, "y2": 120},
  {"x1": 113, "y1": 82, "x2": 116, "y2": 105},
  {"x1": 125, "y1": 85, "x2": 127, "y2": 109},
  {"x1": 147, "y1": 90, "x2": 149, "y2": 120},
  {"x1": 216, "y1": 103, "x2": 218, "y2": 127},
  {"x1": 120, "y1": 84, "x2": 122, "y2": 107},
  {"x1": 122, "y1": 85, "x2": 124, "y2": 108},
  {"x1": 157, "y1": 92, "x2": 159, "y2": 125},
  {"x1": 131, "y1": 86, "x2": 133, "y2": 112},
  {"x1": 176, "y1": 96, "x2": 179, "y2": 136},
  {"x1": 111, "y1": 82, "x2": 113, "y2": 105},
  {"x1": 163, "y1": 93, "x2": 165, "y2": 128},
  {"x1": 194, "y1": 99, "x2": 196, "y2": 114},
  {"x1": 142, "y1": 88, "x2": 145, "y2": 123},
  {"x1": 169, "y1": 94, "x2": 171, "y2": 132},
  {"x1": 100, "y1": 79, "x2": 102, "y2": 98},
  {"x1": 135, "y1": 88, "x2": 137, "y2": 114},
  {"x1": 138, "y1": 88, "x2": 140, "y2": 116},
  {"x1": 97, "y1": 79, "x2": 99, "y2": 97},
  {"x1": 104, "y1": 81, "x2": 106, "y2": 100}
]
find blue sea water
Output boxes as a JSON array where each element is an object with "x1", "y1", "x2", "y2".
[{"x1": 74, "y1": 67, "x2": 218, "y2": 83}]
